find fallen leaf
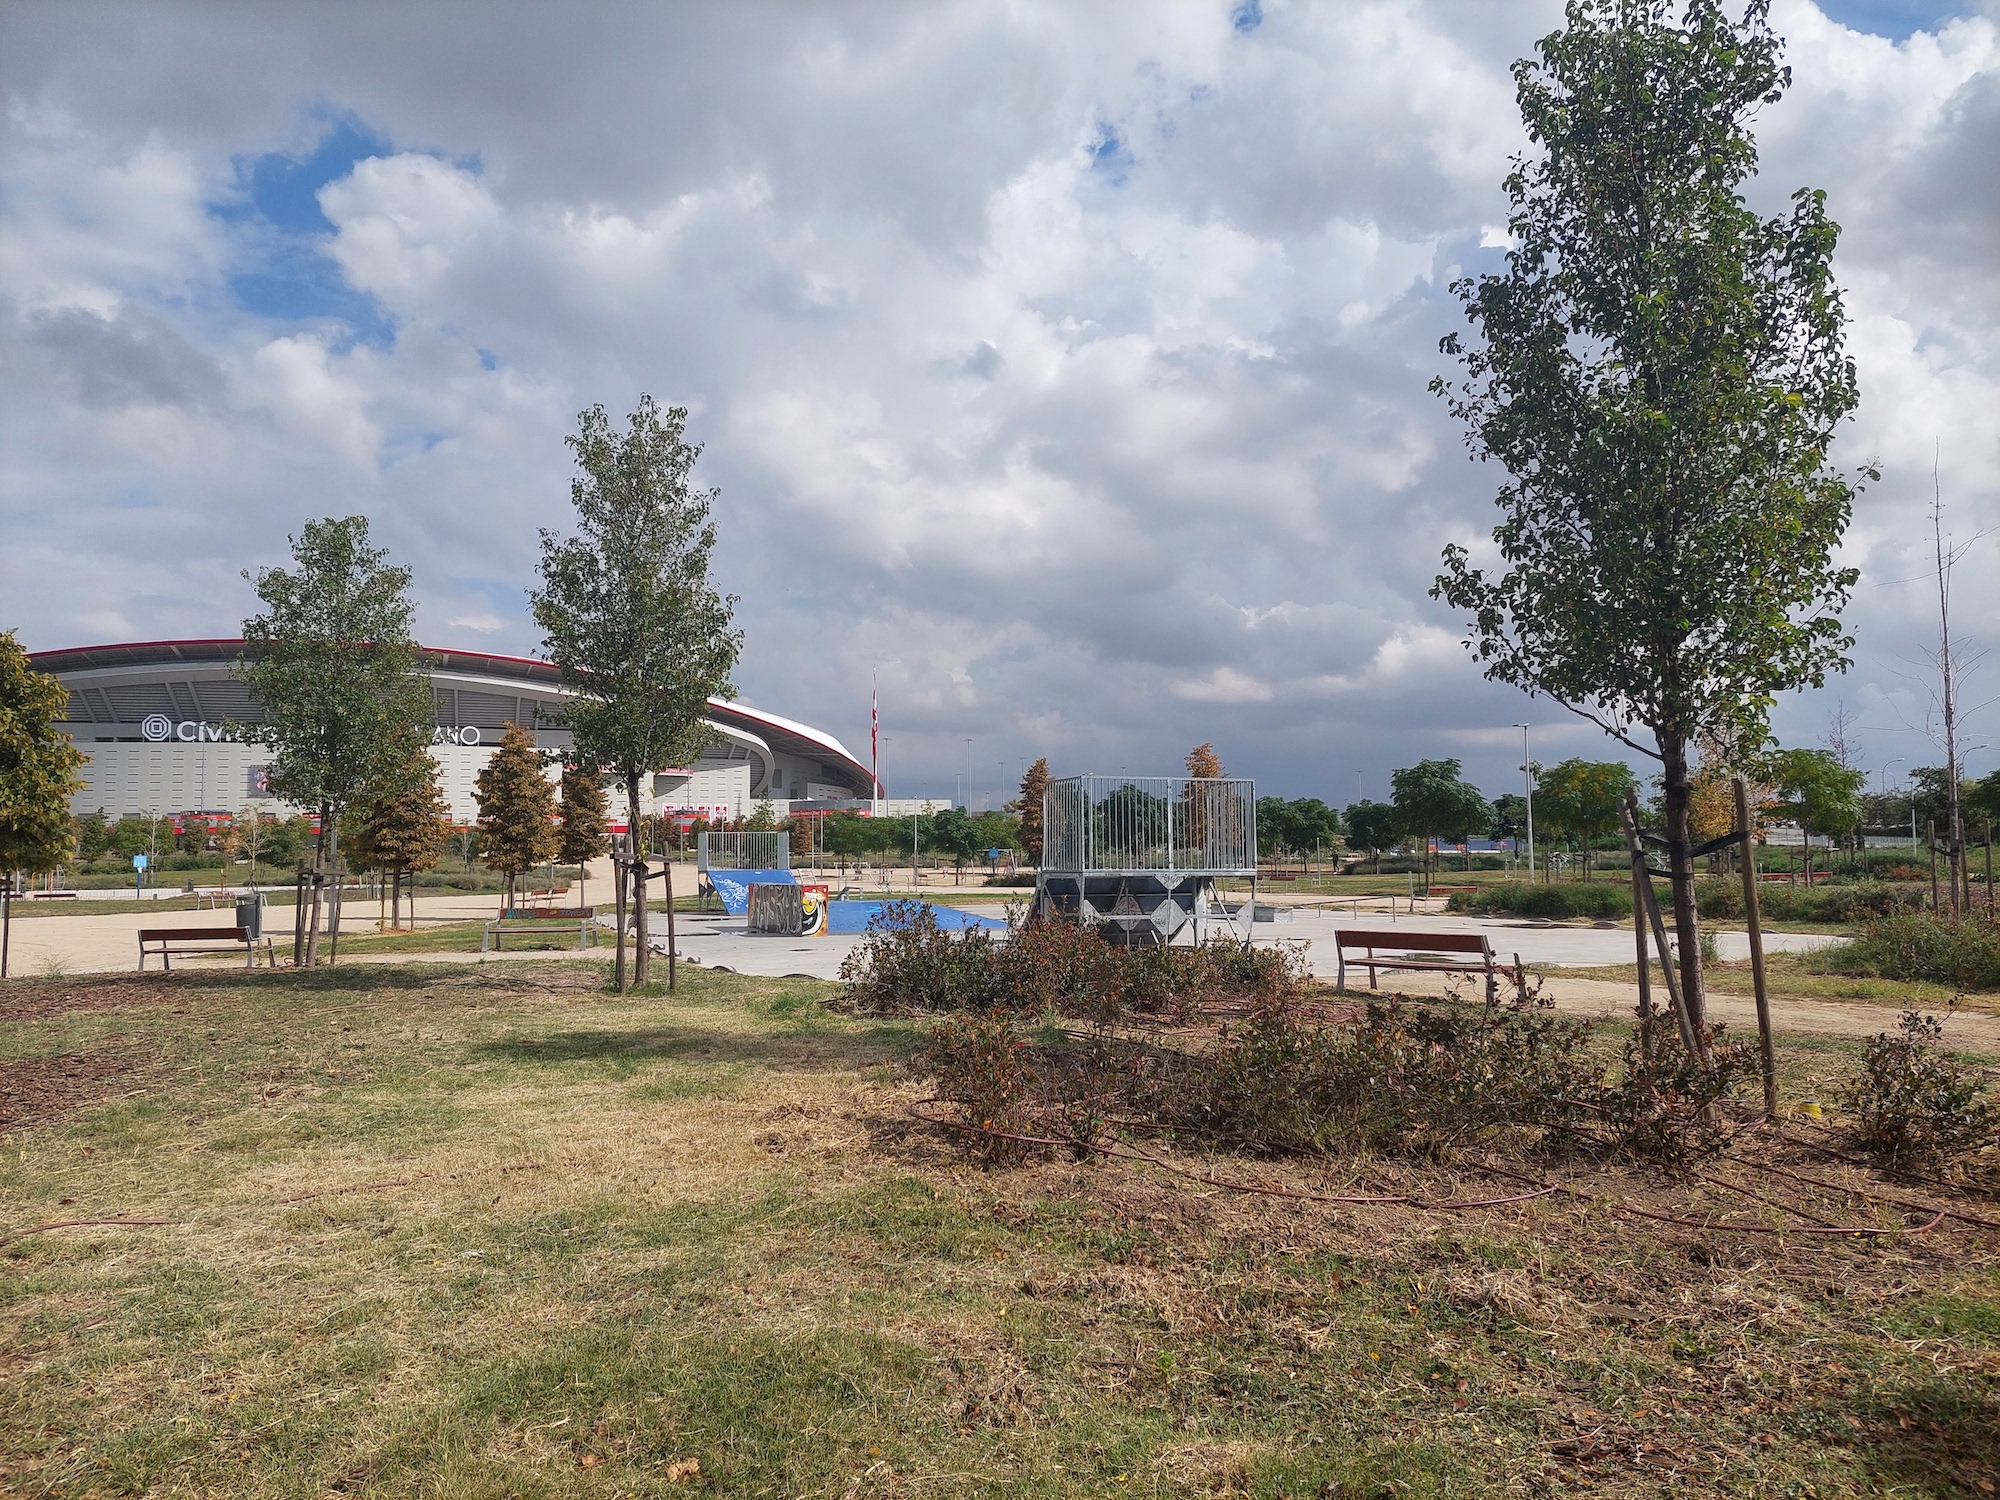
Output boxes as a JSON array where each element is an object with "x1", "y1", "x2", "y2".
[
  {"x1": 577, "y1": 1454, "x2": 602, "y2": 1469},
  {"x1": 666, "y1": 1457, "x2": 700, "y2": 1482}
]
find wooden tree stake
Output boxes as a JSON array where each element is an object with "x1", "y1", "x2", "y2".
[{"x1": 1734, "y1": 776, "x2": 1777, "y2": 1117}]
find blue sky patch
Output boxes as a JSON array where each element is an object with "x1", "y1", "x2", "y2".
[
  {"x1": 213, "y1": 114, "x2": 397, "y2": 348},
  {"x1": 1231, "y1": 0, "x2": 1264, "y2": 35},
  {"x1": 1087, "y1": 123, "x2": 1132, "y2": 185},
  {"x1": 1815, "y1": 0, "x2": 1980, "y2": 40}
]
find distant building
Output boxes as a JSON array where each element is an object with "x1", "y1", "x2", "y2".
[{"x1": 32, "y1": 639, "x2": 874, "y2": 826}]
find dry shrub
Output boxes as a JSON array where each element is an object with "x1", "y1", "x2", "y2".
[
  {"x1": 1843, "y1": 1010, "x2": 1998, "y2": 1171},
  {"x1": 841, "y1": 907, "x2": 1297, "y2": 1021},
  {"x1": 1595, "y1": 1026, "x2": 1762, "y2": 1165},
  {"x1": 917, "y1": 1012, "x2": 1037, "y2": 1164}
]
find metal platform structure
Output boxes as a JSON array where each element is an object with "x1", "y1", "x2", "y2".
[
  {"x1": 1033, "y1": 774, "x2": 1257, "y2": 946},
  {"x1": 697, "y1": 831, "x2": 790, "y2": 871}
]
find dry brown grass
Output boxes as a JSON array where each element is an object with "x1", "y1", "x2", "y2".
[{"x1": 1, "y1": 959, "x2": 1997, "y2": 1498}]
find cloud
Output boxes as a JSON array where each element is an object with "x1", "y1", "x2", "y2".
[{"x1": 0, "y1": 0, "x2": 1994, "y2": 805}]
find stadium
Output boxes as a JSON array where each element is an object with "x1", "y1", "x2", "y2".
[{"x1": 31, "y1": 639, "x2": 875, "y2": 826}]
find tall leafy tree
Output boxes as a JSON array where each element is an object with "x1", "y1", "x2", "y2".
[
  {"x1": 1534, "y1": 759, "x2": 1637, "y2": 880},
  {"x1": 1343, "y1": 800, "x2": 1400, "y2": 871},
  {"x1": 1389, "y1": 760, "x2": 1492, "y2": 883},
  {"x1": 347, "y1": 733, "x2": 453, "y2": 928},
  {"x1": 1017, "y1": 756, "x2": 1050, "y2": 866},
  {"x1": 1771, "y1": 747, "x2": 1865, "y2": 869},
  {"x1": 1430, "y1": 1, "x2": 1866, "y2": 1031},
  {"x1": 0, "y1": 633, "x2": 87, "y2": 973},
  {"x1": 475, "y1": 722, "x2": 559, "y2": 912},
  {"x1": 237, "y1": 516, "x2": 431, "y2": 965},
  {"x1": 557, "y1": 758, "x2": 611, "y2": 906},
  {"x1": 531, "y1": 396, "x2": 742, "y2": 989}
]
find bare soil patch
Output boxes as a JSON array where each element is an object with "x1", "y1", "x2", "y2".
[{"x1": 0, "y1": 1050, "x2": 140, "y2": 1128}]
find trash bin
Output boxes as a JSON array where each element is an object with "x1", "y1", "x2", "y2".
[{"x1": 235, "y1": 894, "x2": 264, "y2": 938}]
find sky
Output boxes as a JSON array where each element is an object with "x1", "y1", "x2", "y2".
[{"x1": 2, "y1": 1, "x2": 1995, "y2": 809}]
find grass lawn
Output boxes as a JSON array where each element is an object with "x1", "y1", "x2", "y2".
[
  {"x1": 1551, "y1": 953, "x2": 2000, "y2": 1017},
  {"x1": 3, "y1": 961, "x2": 1997, "y2": 1497}
]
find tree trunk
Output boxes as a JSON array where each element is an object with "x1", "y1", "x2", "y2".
[
  {"x1": 629, "y1": 780, "x2": 650, "y2": 988},
  {"x1": 304, "y1": 812, "x2": 326, "y2": 967},
  {"x1": 325, "y1": 820, "x2": 343, "y2": 964},
  {"x1": 664, "y1": 855, "x2": 676, "y2": 992},
  {"x1": 1659, "y1": 738, "x2": 1711, "y2": 1056}
]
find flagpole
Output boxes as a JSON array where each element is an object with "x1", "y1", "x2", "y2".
[{"x1": 871, "y1": 674, "x2": 881, "y2": 815}]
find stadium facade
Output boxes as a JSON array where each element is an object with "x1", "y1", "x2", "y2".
[{"x1": 31, "y1": 640, "x2": 875, "y2": 826}]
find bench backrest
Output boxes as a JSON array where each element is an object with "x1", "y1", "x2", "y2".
[
  {"x1": 495, "y1": 907, "x2": 594, "y2": 921},
  {"x1": 1333, "y1": 929, "x2": 1491, "y2": 955},
  {"x1": 140, "y1": 927, "x2": 249, "y2": 942}
]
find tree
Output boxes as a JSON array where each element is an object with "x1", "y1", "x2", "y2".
[
  {"x1": 1430, "y1": 1, "x2": 1866, "y2": 1034},
  {"x1": 0, "y1": 633, "x2": 87, "y2": 973},
  {"x1": 1389, "y1": 760, "x2": 1492, "y2": 884},
  {"x1": 531, "y1": 396, "x2": 743, "y2": 990},
  {"x1": 1534, "y1": 759, "x2": 1637, "y2": 881},
  {"x1": 228, "y1": 808, "x2": 277, "y2": 885},
  {"x1": 74, "y1": 810, "x2": 113, "y2": 863},
  {"x1": 1257, "y1": 797, "x2": 1342, "y2": 866},
  {"x1": 557, "y1": 758, "x2": 610, "y2": 905},
  {"x1": 1489, "y1": 792, "x2": 1529, "y2": 844},
  {"x1": 1771, "y1": 747, "x2": 1864, "y2": 875},
  {"x1": 928, "y1": 805, "x2": 982, "y2": 884},
  {"x1": 1186, "y1": 743, "x2": 1223, "y2": 780},
  {"x1": 1344, "y1": 800, "x2": 1400, "y2": 871},
  {"x1": 348, "y1": 734, "x2": 453, "y2": 928},
  {"x1": 238, "y1": 516, "x2": 432, "y2": 964},
  {"x1": 1017, "y1": 757, "x2": 1050, "y2": 866},
  {"x1": 1967, "y1": 770, "x2": 2000, "y2": 834},
  {"x1": 475, "y1": 722, "x2": 559, "y2": 912}
]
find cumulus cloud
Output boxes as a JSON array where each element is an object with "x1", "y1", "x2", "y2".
[{"x1": 0, "y1": 0, "x2": 1994, "y2": 804}]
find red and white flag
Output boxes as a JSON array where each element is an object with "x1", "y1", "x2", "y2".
[{"x1": 871, "y1": 675, "x2": 880, "y2": 798}]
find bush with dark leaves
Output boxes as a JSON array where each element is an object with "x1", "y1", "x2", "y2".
[{"x1": 1843, "y1": 1010, "x2": 1997, "y2": 1170}]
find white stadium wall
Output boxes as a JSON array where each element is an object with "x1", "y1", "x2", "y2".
[{"x1": 32, "y1": 640, "x2": 876, "y2": 824}]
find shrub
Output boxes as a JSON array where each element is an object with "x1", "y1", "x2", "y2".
[
  {"x1": 1446, "y1": 882, "x2": 1630, "y2": 920},
  {"x1": 1815, "y1": 911, "x2": 2000, "y2": 992},
  {"x1": 1842, "y1": 1011, "x2": 1997, "y2": 1170},
  {"x1": 917, "y1": 1012, "x2": 1037, "y2": 1164},
  {"x1": 838, "y1": 901, "x2": 1006, "y2": 1012},
  {"x1": 1596, "y1": 1027, "x2": 1761, "y2": 1164},
  {"x1": 1696, "y1": 879, "x2": 1927, "y2": 924}
]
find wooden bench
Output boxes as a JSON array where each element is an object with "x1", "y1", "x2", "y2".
[
  {"x1": 28, "y1": 890, "x2": 79, "y2": 900},
  {"x1": 138, "y1": 925, "x2": 274, "y2": 971},
  {"x1": 1426, "y1": 885, "x2": 1479, "y2": 897},
  {"x1": 1332, "y1": 928, "x2": 1518, "y2": 1007},
  {"x1": 481, "y1": 906, "x2": 597, "y2": 953}
]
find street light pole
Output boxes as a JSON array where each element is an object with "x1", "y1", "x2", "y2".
[{"x1": 1516, "y1": 724, "x2": 1535, "y2": 883}]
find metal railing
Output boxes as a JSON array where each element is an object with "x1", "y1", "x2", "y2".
[
  {"x1": 697, "y1": 831, "x2": 791, "y2": 871},
  {"x1": 1042, "y1": 775, "x2": 1256, "y2": 874}
]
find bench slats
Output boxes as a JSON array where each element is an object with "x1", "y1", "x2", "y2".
[{"x1": 1334, "y1": 929, "x2": 1490, "y2": 955}]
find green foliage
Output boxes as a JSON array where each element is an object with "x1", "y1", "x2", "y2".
[
  {"x1": 1257, "y1": 796, "x2": 1342, "y2": 859},
  {"x1": 926, "y1": 806, "x2": 982, "y2": 870},
  {"x1": 1820, "y1": 912, "x2": 2000, "y2": 992},
  {"x1": 1698, "y1": 877, "x2": 1925, "y2": 924},
  {"x1": 0, "y1": 631, "x2": 87, "y2": 875},
  {"x1": 1533, "y1": 759, "x2": 1636, "y2": 866},
  {"x1": 1389, "y1": 759, "x2": 1490, "y2": 874},
  {"x1": 1967, "y1": 769, "x2": 2000, "y2": 830},
  {"x1": 474, "y1": 723, "x2": 559, "y2": 899},
  {"x1": 1597, "y1": 1025, "x2": 1762, "y2": 1165},
  {"x1": 1428, "y1": 0, "x2": 1867, "y2": 1034},
  {"x1": 1771, "y1": 747, "x2": 1867, "y2": 842},
  {"x1": 1843, "y1": 1011, "x2": 1997, "y2": 1169},
  {"x1": 1446, "y1": 881, "x2": 1632, "y2": 920},
  {"x1": 1342, "y1": 799, "x2": 1399, "y2": 855},
  {"x1": 532, "y1": 395, "x2": 742, "y2": 985},
  {"x1": 1431, "y1": 1, "x2": 1863, "y2": 760},
  {"x1": 73, "y1": 809, "x2": 113, "y2": 861},
  {"x1": 236, "y1": 516, "x2": 432, "y2": 848}
]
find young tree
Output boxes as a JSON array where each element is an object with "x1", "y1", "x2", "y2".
[
  {"x1": 1389, "y1": 760, "x2": 1492, "y2": 884},
  {"x1": 0, "y1": 633, "x2": 87, "y2": 974},
  {"x1": 1534, "y1": 759, "x2": 1637, "y2": 881},
  {"x1": 1344, "y1": 800, "x2": 1400, "y2": 872},
  {"x1": 229, "y1": 808, "x2": 274, "y2": 886},
  {"x1": 928, "y1": 805, "x2": 982, "y2": 884},
  {"x1": 237, "y1": 516, "x2": 432, "y2": 964},
  {"x1": 1772, "y1": 747, "x2": 1865, "y2": 877},
  {"x1": 557, "y1": 758, "x2": 611, "y2": 905},
  {"x1": 1431, "y1": 1, "x2": 1866, "y2": 1032},
  {"x1": 1017, "y1": 756, "x2": 1050, "y2": 866},
  {"x1": 1185, "y1": 743, "x2": 1223, "y2": 780},
  {"x1": 474, "y1": 722, "x2": 559, "y2": 913},
  {"x1": 531, "y1": 396, "x2": 742, "y2": 990},
  {"x1": 348, "y1": 734, "x2": 453, "y2": 928}
]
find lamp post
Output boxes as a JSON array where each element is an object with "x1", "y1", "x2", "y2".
[
  {"x1": 1515, "y1": 724, "x2": 1536, "y2": 883},
  {"x1": 963, "y1": 737, "x2": 973, "y2": 811}
]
